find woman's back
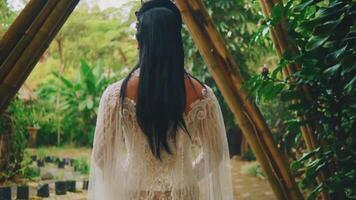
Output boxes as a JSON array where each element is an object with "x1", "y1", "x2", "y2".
[
  {"x1": 89, "y1": 76, "x2": 233, "y2": 199},
  {"x1": 88, "y1": 1, "x2": 233, "y2": 199},
  {"x1": 120, "y1": 71, "x2": 209, "y2": 195}
]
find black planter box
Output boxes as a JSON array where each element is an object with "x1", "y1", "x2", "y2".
[
  {"x1": 55, "y1": 181, "x2": 67, "y2": 195},
  {"x1": 30, "y1": 155, "x2": 37, "y2": 161},
  {"x1": 45, "y1": 156, "x2": 53, "y2": 163},
  {"x1": 16, "y1": 185, "x2": 29, "y2": 200},
  {"x1": 37, "y1": 159, "x2": 45, "y2": 167},
  {"x1": 57, "y1": 160, "x2": 65, "y2": 169},
  {"x1": 66, "y1": 180, "x2": 76, "y2": 192},
  {"x1": 64, "y1": 158, "x2": 71, "y2": 165},
  {"x1": 37, "y1": 183, "x2": 49, "y2": 197},
  {"x1": 82, "y1": 180, "x2": 89, "y2": 190},
  {"x1": 54, "y1": 157, "x2": 61, "y2": 163},
  {"x1": 0, "y1": 186, "x2": 11, "y2": 200}
]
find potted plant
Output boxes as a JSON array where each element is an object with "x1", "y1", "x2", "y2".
[
  {"x1": 36, "y1": 149, "x2": 46, "y2": 168},
  {"x1": 16, "y1": 184, "x2": 29, "y2": 200},
  {"x1": 0, "y1": 185, "x2": 11, "y2": 200},
  {"x1": 37, "y1": 183, "x2": 49, "y2": 197},
  {"x1": 30, "y1": 155, "x2": 37, "y2": 162},
  {"x1": 57, "y1": 159, "x2": 65, "y2": 169},
  {"x1": 44, "y1": 156, "x2": 53, "y2": 163},
  {"x1": 66, "y1": 180, "x2": 76, "y2": 192},
  {"x1": 55, "y1": 173, "x2": 66, "y2": 195},
  {"x1": 82, "y1": 180, "x2": 89, "y2": 190}
]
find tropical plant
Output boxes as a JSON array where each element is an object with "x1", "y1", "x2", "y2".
[
  {"x1": 248, "y1": 0, "x2": 356, "y2": 198},
  {"x1": 43, "y1": 59, "x2": 115, "y2": 146}
]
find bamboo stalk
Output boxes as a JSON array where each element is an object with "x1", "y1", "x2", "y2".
[
  {"x1": 0, "y1": 0, "x2": 60, "y2": 82},
  {"x1": 175, "y1": 0, "x2": 303, "y2": 199},
  {"x1": 0, "y1": 0, "x2": 47, "y2": 64},
  {"x1": 258, "y1": 0, "x2": 330, "y2": 199},
  {"x1": 187, "y1": 2, "x2": 302, "y2": 197},
  {"x1": 0, "y1": 0, "x2": 79, "y2": 114}
]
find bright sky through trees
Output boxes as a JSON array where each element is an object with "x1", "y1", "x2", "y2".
[{"x1": 7, "y1": 0, "x2": 132, "y2": 11}]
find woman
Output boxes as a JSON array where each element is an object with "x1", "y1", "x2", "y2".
[{"x1": 88, "y1": 0, "x2": 233, "y2": 199}]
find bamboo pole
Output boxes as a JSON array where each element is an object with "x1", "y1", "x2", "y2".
[
  {"x1": 0, "y1": 0, "x2": 79, "y2": 114},
  {"x1": 0, "y1": 0, "x2": 47, "y2": 64},
  {"x1": 259, "y1": 1, "x2": 330, "y2": 199},
  {"x1": 0, "y1": 0, "x2": 60, "y2": 82},
  {"x1": 175, "y1": 0, "x2": 303, "y2": 199}
]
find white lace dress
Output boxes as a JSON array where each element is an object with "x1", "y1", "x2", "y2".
[{"x1": 88, "y1": 80, "x2": 233, "y2": 200}]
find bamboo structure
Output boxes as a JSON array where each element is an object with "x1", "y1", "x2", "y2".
[
  {"x1": 0, "y1": 0, "x2": 79, "y2": 114},
  {"x1": 0, "y1": 1, "x2": 47, "y2": 64},
  {"x1": 0, "y1": 0, "x2": 305, "y2": 199},
  {"x1": 175, "y1": 0, "x2": 303, "y2": 199},
  {"x1": 258, "y1": 1, "x2": 330, "y2": 199}
]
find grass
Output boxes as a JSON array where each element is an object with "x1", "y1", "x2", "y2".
[
  {"x1": 240, "y1": 161, "x2": 266, "y2": 179},
  {"x1": 27, "y1": 145, "x2": 91, "y2": 160}
]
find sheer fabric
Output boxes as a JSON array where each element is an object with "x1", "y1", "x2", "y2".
[{"x1": 88, "y1": 80, "x2": 233, "y2": 200}]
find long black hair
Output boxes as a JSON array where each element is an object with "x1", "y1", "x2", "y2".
[{"x1": 120, "y1": 0, "x2": 190, "y2": 160}]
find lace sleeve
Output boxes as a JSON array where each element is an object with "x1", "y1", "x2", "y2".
[
  {"x1": 91, "y1": 86, "x2": 114, "y2": 169},
  {"x1": 192, "y1": 92, "x2": 226, "y2": 180},
  {"x1": 190, "y1": 89, "x2": 234, "y2": 199},
  {"x1": 193, "y1": 90, "x2": 227, "y2": 180},
  {"x1": 89, "y1": 81, "x2": 126, "y2": 200}
]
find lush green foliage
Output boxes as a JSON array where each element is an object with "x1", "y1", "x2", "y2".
[
  {"x1": 73, "y1": 156, "x2": 90, "y2": 175},
  {"x1": 28, "y1": 3, "x2": 139, "y2": 87},
  {"x1": 248, "y1": 0, "x2": 356, "y2": 198},
  {"x1": 0, "y1": 98, "x2": 28, "y2": 183},
  {"x1": 183, "y1": 0, "x2": 276, "y2": 131},
  {"x1": 37, "y1": 60, "x2": 115, "y2": 146},
  {"x1": 0, "y1": 0, "x2": 15, "y2": 37}
]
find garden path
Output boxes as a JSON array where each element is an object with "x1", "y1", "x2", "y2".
[{"x1": 26, "y1": 148, "x2": 275, "y2": 200}]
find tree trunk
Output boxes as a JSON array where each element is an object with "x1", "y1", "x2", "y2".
[{"x1": 175, "y1": 0, "x2": 303, "y2": 199}]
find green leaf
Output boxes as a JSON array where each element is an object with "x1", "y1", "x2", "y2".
[
  {"x1": 265, "y1": 83, "x2": 285, "y2": 100},
  {"x1": 281, "y1": 90, "x2": 304, "y2": 102},
  {"x1": 325, "y1": 44, "x2": 348, "y2": 64},
  {"x1": 306, "y1": 35, "x2": 330, "y2": 51},
  {"x1": 314, "y1": 14, "x2": 344, "y2": 35},
  {"x1": 294, "y1": 0, "x2": 322, "y2": 12},
  {"x1": 52, "y1": 71, "x2": 73, "y2": 88},
  {"x1": 271, "y1": 3, "x2": 284, "y2": 24},
  {"x1": 298, "y1": 147, "x2": 321, "y2": 163},
  {"x1": 323, "y1": 63, "x2": 341, "y2": 76},
  {"x1": 344, "y1": 76, "x2": 356, "y2": 92}
]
